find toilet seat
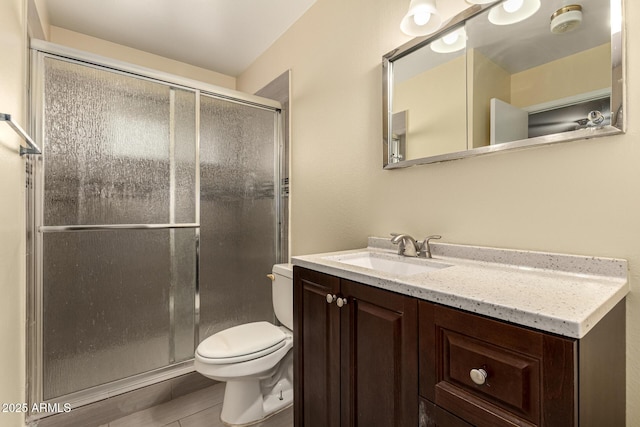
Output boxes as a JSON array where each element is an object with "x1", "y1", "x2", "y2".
[{"x1": 197, "y1": 321, "x2": 288, "y2": 365}]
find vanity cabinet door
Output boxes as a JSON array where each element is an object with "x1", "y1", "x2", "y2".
[
  {"x1": 419, "y1": 301, "x2": 576, "y2": 427},
  {"x1": 293, "y1": 267, "x2": 419, "y2": 427},
  {"x1": 294, "y1": 267, "x2": 341, "y2": 427},
  {"x1": 340, "y1": 279, "x2": 418, "y2": 427}
]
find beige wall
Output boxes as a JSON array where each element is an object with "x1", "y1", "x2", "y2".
[
  {"x1": 394, "y1": 55, "x2": 466, "y2": 159},
  {"x1": 0, "y1": 0, "x2": 27, "y2": 426},
  {"x1": 511, "y1": 43, "x2": 612, "y2": 108},
  {"x1": 238, "y1": 0, "x2": 639, "y2": 423},
  {"x1": 48, "y1": 26, "x2": 237, "y2": 90}
]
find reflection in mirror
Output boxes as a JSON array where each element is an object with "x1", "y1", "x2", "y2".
[
  {"x1": 390, "y1": 110, "x2": 408, "y2": 162},
  {"x1": 391, "y1": 23, "x2": 467, "y2": 161},
  {"x1": 383, "y1": 0, "x2": 624, "y2": 169},
  {"x1": 467, "y1": 0, "x2": 612, "y2": 149}
]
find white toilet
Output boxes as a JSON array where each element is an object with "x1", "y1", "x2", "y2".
[{"x1": 194, "y1": 263, "x2": 294, "y2": 426}]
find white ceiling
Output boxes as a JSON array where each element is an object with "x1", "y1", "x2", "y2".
[{"x1": 44, "y1": 0, "x2": 317, "y2": 77}]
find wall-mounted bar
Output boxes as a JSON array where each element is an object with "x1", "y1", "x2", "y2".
[{"x1": 0, "y1": 113, "x2": 42, "y2": 156}]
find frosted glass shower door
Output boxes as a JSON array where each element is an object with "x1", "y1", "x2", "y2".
[
  {"x1": 199, "y1": 95, "x2": 281, "y2": 339},
  {"x1": 37, "y1": 57, "x2": 197, "y2": 400}
]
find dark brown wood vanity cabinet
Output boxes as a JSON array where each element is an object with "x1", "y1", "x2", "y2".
[
  {"x1": 293, "y1": 266, "x2": 625, "y2": 427},
  {"x1": 293, "y1": 266, "x2": 418, "y2": 427},
  {"x1": 418, "y1": 301, "x2": 626, "y2": 427}
]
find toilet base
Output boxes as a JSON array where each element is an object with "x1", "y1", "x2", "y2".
[
  {"x1": 220, "y1": 379, "x2": 293, "y2": 426},
  {"x1": 194, "y1": 326, "x2": 294, "y2": 426}
]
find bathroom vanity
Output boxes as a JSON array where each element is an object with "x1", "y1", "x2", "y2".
[{"x1": 292, "y1": 238, "x2": 628, "y2": 427}]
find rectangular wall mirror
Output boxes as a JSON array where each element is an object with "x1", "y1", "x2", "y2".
[{"x1": 383, "y1": 0, "x2": 624, "y2": 169}]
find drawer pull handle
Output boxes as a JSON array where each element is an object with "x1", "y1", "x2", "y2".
[
  {"x1": 326, "y1": 294, "x2": 337, "y2": 304},
  {"x1": 470, "y1": 368, "x2": 488, "y2": 386},
  {"x1": 336, "y1": 297, "x2": 348, "y2": 308}
]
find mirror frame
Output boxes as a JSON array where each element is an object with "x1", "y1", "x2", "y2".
[{"x1": 383, "y1": 0, "x2": 625, "y2": 169}]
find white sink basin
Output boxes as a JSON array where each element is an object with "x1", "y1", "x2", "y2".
[{"x1": 323, "y1": 251, "x2": 450, "y2": 276}]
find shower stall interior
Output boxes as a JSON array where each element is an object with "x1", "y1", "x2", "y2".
[{"x1": 27, "y1": 42, "x2": 286, "y2": 415}]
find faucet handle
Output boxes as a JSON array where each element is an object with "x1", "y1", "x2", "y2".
[
  {"x1": 419, "y1": 235, "x2": 442, "y2": 258},
  {"x1": 389, "y1": 233, "x2": 404, "y2": 245},
  {"x1": 390, "y1": 233, "x2": 406, "y2": 255}
]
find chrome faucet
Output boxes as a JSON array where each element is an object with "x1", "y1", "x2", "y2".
[
  {"x1": 390, "y1": 233, "x2": 419, "y2": 257},
  {"x1": 418, "y1": 235, "x2": 441, "y2": 259}
]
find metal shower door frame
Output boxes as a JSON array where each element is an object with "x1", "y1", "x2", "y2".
[{"x1": 26, "y1": 41, "x2": 283, "y2": 418}]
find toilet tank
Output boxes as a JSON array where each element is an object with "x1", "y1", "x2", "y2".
[{"x1": 272, "y1": 263, "x2": 293, "y2": 330}]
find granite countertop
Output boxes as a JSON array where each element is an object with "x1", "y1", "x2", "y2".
[{"x1": 291, "y1": 237, "x2": 629, "y2": 339}]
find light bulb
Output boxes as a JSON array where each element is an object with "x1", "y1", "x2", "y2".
[
  {"x1": 413, "y1": 9, "x2": 431, "y2": 26},
  {"x1": 442, "y1": 32, "x2": 459, "y2": 45},
  {"x1": 503, "y1": 0, "x2": 524, "y2": 13},
  {"x1": 400, "y1": 0, "x2": 442, "y2": 36}
]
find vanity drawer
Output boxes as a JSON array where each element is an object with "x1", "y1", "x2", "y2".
[
  {"x1": 437, "y1": 329, "x2": 540, "y2": 424},
  {"x1": 419, "y1": 301, "x2": 576, "y2": 427}
]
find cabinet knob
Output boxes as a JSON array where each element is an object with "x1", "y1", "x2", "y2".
[
  {"x1": 326, "y1": 294, "x2": 336, "y2": 304},
  {"x1": 336, "y1": 297, "x2": 348, "y2": 308},
  {"x1": 470, "y1": 368, "x2": 488, "y2": 386}
]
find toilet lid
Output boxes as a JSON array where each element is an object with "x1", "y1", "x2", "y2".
[{"x1": 197, "y1": 321, "x2": 287, "y2": 361}]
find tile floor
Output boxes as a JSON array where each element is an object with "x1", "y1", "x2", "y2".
[{"x1": 103, "y1": 383, "x2": 293, "y2": 427}]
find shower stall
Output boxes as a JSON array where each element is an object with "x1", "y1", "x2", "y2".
[{"x1": 26, "y1": 41, "x2": 286, "y2": 414}]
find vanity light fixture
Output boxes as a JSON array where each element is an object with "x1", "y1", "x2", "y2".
[
  {"x1": 431, "y1": 27, "x2": 467, "y2": 53},
  {"x1": 400, "y1": 0, "x2": 442, "y2": 37},
  {"x1": 464, "y1": 0, "x2": 498, "y2": 4},
  {"x1": 550, "y1": 5, "x2": 583, "y2": 34},
  {"x1": 488, "y1": 0, "x2": 541, "y2": 25}
]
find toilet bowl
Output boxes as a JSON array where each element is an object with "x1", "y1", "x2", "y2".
[{"x1": 194, "y1": 263, "x2": 294, "y2": 426}]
